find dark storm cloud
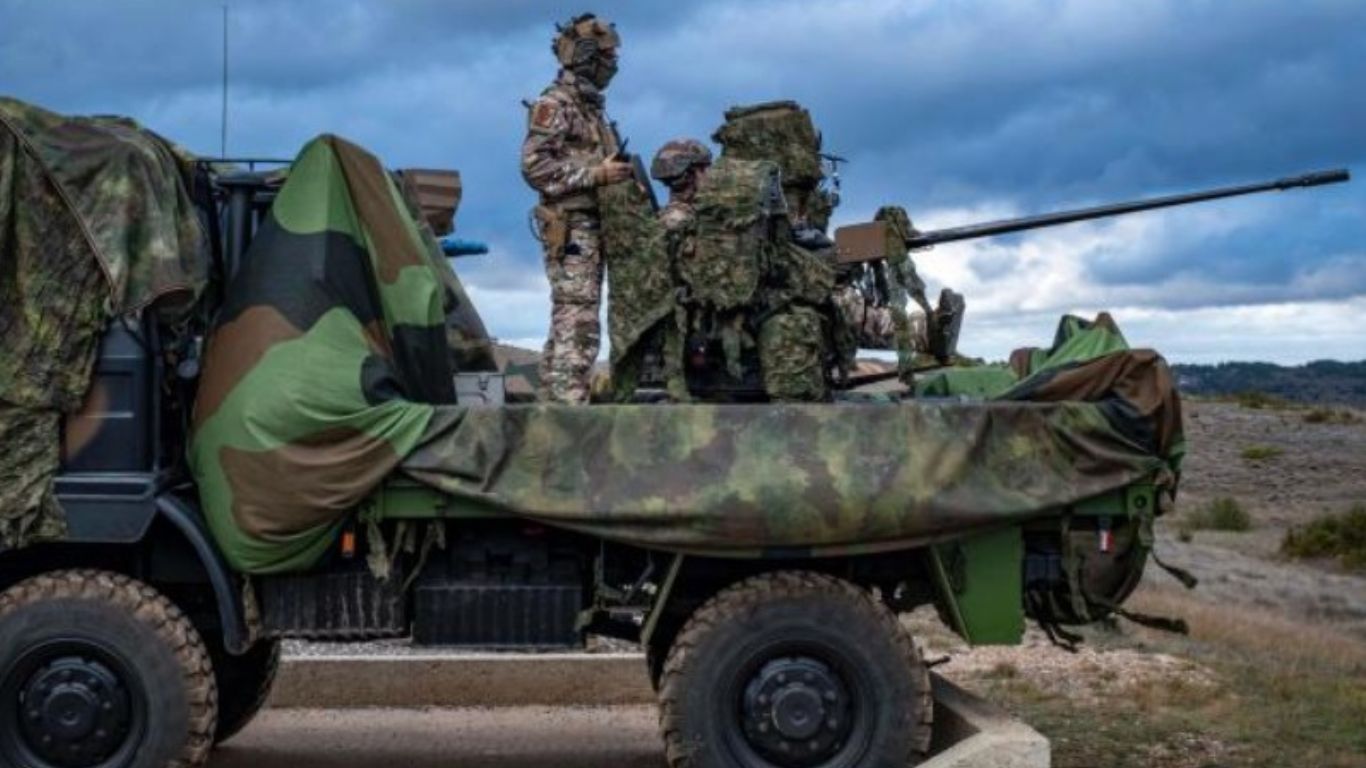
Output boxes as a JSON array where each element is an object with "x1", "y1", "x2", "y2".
[{"x1": 1, "y1": 0, "x2": 1362, "y2": 341}]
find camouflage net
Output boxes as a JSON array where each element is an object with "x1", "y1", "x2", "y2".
[
  {"x1": 0, "y1": 97, "x2": 209, "y2": 550},
  {"x1": 598, "y1": 178, "x2": 675, "y2": 398}
]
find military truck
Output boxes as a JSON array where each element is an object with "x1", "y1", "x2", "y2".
[{"x1": 0, "y1": 99, "x2": 1347, "y2": 768}]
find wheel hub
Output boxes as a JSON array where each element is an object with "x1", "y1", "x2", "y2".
[
  {"x1": 18, "y1": 656, "x2": 132, "y2": 767},
  {"x1": 742, "y1": 656, "x2": 852, "y2": 766}
]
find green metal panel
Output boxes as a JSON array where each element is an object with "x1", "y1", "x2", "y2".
[
  {"x1": 1072, "y1": 482, "x2": 1155, "y2": 520},
  {"x1": 931, "y1": 526, "x2": 1024, "y2": 645},
  {"x1": 367, "y1": 479, "x2": 504, "y2": 520}
]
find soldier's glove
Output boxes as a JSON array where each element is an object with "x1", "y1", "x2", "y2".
[{"x1": 595, "y1": 159, "x2": 634, "y2": 186}]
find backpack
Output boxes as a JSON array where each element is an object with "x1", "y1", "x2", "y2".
[
  {"x1": 711, "y1": 101, "x2": 823, "y2": 189},
  {"x1": 712, "y1": 101, "x2": 830, "y2": 228},
  {"x1": 684, "y1": 156, "x2": 785, "y2": 310}
]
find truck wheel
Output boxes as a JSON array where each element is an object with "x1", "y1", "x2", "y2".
[
  {"x1": 659, "y1": 571, "x2": 932, "y2": 768},
  {"x1": 212, "y1": 639, "x2": 280, "y2": 744},
  {"x1": 0, "y1": 570, "x2": 217, "y2": 768}
]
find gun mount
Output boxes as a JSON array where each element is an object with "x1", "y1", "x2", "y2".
[{"x1": 835, "y1": 168, "x2": 1350, "y2": 263}]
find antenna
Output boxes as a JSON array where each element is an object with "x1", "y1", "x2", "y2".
[{"x1": 220, "y1": 3, "x2": 229, "y2": 156}]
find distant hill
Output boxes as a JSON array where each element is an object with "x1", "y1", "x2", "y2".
[{"x1": 1173, "y1": 360, "x2": 1366, "y2": 406}]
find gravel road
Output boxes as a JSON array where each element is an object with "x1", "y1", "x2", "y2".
[{"x1": 211, "y1": 706, "x2": 665, "y2": 768}]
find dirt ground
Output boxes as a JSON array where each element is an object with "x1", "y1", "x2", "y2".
[
  {"x1": 1161, "y1": 399, "x2": 1366, "y2": 633},
  {"x1": 924, "y1": 397, "x2": 1366, "y2": 767},
  {"x1": 1179, "y1": 399, "x2": 1366, "y2": 528}
]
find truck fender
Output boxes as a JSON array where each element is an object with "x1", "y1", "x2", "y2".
[{"x1": 155, "y1": 494, "x2": 251, "y2": 655}]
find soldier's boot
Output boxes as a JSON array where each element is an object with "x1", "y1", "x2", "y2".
[{"x1": 929, "y1": 289, "x2": 966, "y2": 364}]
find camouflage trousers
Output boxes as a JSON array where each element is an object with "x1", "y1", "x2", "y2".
[
  {"x1": 539, "y1": 218, "x2": 603, "y2": 404},
  {"x1": 832, "y1": 284, "x2": 929, "y2": 352},
  {"x1": 0, "y1": 402, "x2": 67, "y2": 550}
]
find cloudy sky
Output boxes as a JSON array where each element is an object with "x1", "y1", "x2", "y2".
[{"x1": 3, "y1": 0, "x2": 1363, "y2": 363}]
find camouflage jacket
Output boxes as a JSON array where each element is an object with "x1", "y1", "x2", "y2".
[
  {"x1": 658, "y1": 199, "x2": 695, "y2": 234},
  {"x1": 520, "y1": 70, "x2": 620, "y2": 210}
]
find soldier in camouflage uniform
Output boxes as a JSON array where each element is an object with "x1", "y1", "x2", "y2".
[
  {"x1": 521, "y1": 13, "x2": 633, "y2": 404},
  {"x1": 650, "y1": 138, "x2": 712, "y2": 234},
  {"x1": 831, "y1": 283, "x2": 929, "y2": 353},
  {"x1": 833, "y1": 205, "x2": 965, "y2": 366}
]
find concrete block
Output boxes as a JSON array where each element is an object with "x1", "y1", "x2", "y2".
[{"x1": 922, "y1": 674, "x2": 1051, "y2": 768}]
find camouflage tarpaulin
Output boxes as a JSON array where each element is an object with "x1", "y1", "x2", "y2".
[
  {"x1": 917, "y1": 313, "x2": 1135, "y2": 400},
  {"x1": 392, "y1": 170, "x2": 497, "y2": 373},
  {"x1": 1, "y1": 97, "x2": 209, "y2": 550},
  {"x1": 0, "y1": 406, "x2": 68, "y2": 549},
  {"x1": 0, "y1": 98, "x2": 208, "y2": 318},
  {"x1": 401, "y1": 316, "x2": 1184, "y2": 557},
  {"x1": 403, "y1": 390, "x2": 1173, "y2": 557},
  {"x1": 1008, "y1": 313, "x2": 1130, "y2": 380},
  {"x1": 190, "y1": 134, "x2": 452, "y2": 573}
]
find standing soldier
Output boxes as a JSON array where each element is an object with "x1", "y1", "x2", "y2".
[{"x1": 522, "y1": 13, "x2": 633, "y2": 403}]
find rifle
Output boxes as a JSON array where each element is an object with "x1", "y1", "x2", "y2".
[{"x1": 608, "y1": 122, "x2": 659, "y2": 212}]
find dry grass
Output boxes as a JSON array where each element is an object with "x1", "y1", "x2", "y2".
[
  {"x1": 927, "y1": 586, "x2": 1366, "y2": 767},
  {"x1": 1240, "y1": 443, "x2": 1284, "y2": 461},
  {"x1": 1226, "y1": 390, "x2": 1295, "y2": 410},
  {"x1": 1129, "y1": 585, "x2": 1366, "y2": 671},
  {"x1": 1303, "y1": 407, "x2": 1361, "y2": 424}
]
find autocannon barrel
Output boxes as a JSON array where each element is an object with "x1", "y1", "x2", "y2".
[{"x1": 906, "y1": 168, "x2": 1351, "y2": 250}]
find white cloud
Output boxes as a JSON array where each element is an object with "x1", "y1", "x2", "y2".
[{"x1": 3, "y1": 0, "x2": 1361, "y2": 363}]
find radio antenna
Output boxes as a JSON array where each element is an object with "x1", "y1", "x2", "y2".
[{"x1": 220, "y1": 3, "x2": 229, "y2": 156}]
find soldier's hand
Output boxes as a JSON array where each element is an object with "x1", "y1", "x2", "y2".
[{"x1": 595, "y1": 159, "x2": 634, "y2": 186}]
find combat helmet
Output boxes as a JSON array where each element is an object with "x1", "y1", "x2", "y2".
[
  {"x1": 553, "y1": 13, "x2": 621, "y2": 88},
  {"x1": 650, "y1": 139, "x2": 713, "y2": 188}
]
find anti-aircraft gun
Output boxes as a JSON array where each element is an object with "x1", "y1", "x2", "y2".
[
  {"x1": 826, "y1": 168, "x2": 1350, "y2": 386},
  {"x1": 643, "y1": 167, "x2": 1351, "y2": 400}
]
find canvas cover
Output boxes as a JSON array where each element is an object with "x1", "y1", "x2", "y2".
[
  {"x1": 403, "y1": 313, "x2": 1183, "y2": 559},
  {"x1": 403, "y1": 366, "x2": 1178, "y2": 557},
  {"x1": 0, "y1": 97, "x2": 208, "y2": 550},
  {"x1": 189, "y1": 135, "x2": 455, "y2": 573}
]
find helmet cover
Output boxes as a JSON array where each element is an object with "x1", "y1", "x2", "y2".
[{"x1": 650, "y1": 139, "x2": 713, "y2": 184}]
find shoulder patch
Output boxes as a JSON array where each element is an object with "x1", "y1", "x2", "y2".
[{"x1": 529, "y1": 100, "x2": 560, "y2": 134}]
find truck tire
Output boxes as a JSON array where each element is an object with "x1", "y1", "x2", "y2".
[
  {"x1": 212, "y1": 639, "x2": 280, "y2": 744},
  {"x1": 0, "y1": 570, "x2": 217, "y2": 768},
  {"x1": 658, "y1": 571, "x2": 932, "y2": 768}
]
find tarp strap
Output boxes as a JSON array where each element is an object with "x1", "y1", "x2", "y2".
[
  {"x1": 1028, "y1": 591, "x2": 1083, "y2": 653},
  {"x1": 1151, "y1": 548, "x2": 1199, "y2": 590},
  {"x1": 1083, "y1": 586, "x2": 1190, "y2": 636}
]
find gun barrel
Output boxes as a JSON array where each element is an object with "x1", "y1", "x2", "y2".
[{"x1": 907, "y1": 168, "x2": 1350, "y2": 250}]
